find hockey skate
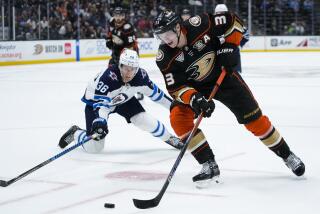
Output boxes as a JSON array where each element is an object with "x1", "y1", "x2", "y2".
[
  {"x1": 193, "y1": 159, "x2": 220, "y2": 188},
  {"x1": 284, "y1": 152, "x2": 305, "y2": 176},
  {"x1": 165, "y1": 136, "x2": 184, "y2": 150},
  {"x1": 59, "y1": 125, "x2": 81, "y2": 149}
]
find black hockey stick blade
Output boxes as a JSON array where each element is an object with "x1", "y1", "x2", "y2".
[
  {"x1": 0, "y1": 180, "x2": 9, "y2": 187},
  {"x1": 132, "y1": 145, "x2": 186, "y2": 209},
  {"x1": 133, "y1": 197, "x2": 160, "y2": 209}
]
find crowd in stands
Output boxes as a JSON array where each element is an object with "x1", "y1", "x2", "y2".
[{"x1": 4, "y1": 0, "x2": 319, "y2": 41}]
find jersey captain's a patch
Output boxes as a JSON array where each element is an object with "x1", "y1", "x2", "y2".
[
  {"x1": 189, "y1": 16, "x2": 201, "y2": 27},
  {"x1": 156, "y1": 50, "x2": 164, "y2": 61}
]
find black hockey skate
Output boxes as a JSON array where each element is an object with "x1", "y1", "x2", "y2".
[
  {"x1": 165, "y1": 136, "x2": 184, "y2": 149},
  {"x1": 59, "y1": 125, "x2": 81, "y2": 149},
  {"x1": 284, "y1": 152, "x2": 305, "y2": 176},
  {"x1": 193, "y1": 159, "x2": 220, "y2": 188}
]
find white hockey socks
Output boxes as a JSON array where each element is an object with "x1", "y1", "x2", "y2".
[
  {"x1": 74, "y1": 130, "x2": 105, "y2": 153},
  {"x1": 130, "y1": 112, "x2": 172, "y2": 142}
]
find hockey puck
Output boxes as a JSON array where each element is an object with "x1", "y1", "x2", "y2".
[{"x1": 104, "y1": 203, "x2": 115, "y2": 208}]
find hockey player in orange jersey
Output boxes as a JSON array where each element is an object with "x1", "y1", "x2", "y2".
[{"x1": 152, "y1": 10, "x2": 305, "y2": 186}]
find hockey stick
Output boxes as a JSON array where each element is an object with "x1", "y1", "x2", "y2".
[
  {"x1": 133, "y1": 69, "x2": 227, "y2": 209},
  {"x1": 0, "y1": 133, "x2": 99, "y2": 187}
]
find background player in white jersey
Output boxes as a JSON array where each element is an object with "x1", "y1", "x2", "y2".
[{"x1": 58, "y1": 49, "x2": 183, "y2": 153}]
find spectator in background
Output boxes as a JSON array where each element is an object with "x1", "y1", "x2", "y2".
[
  {"x1": 58, "y1": 21, "x2": 67, "y2": 39},
  {"x1": 188, "y1": 0, "x2": 202, "y2": 6},
  {"x1": 10, "y1": 0, "x2": 319, "y2": 40}
]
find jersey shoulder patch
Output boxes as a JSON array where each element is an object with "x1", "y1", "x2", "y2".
[
  {"x1": 189, "y1": 15, "x2": 201, "y2": 27},
  {"x1": 156, "y1": 49, "x2": 164, "y2": 61},
  {"x1": 123, "y1": 23, "x2": 132, "y2": 30},
  {"x1": 156, "y1": 45, "x2": 180, "y2": 73},
  {"x1": 184, "y1": 13, "x2": 210, "y2": 45},
  {"x1": 100, "y1": 66, "x2": 121, "y2": 84},
  {"x1": 129, "y1": 68, "x2": 150, "y2": 86}
]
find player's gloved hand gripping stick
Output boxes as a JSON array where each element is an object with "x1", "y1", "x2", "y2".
[
  {"x1": 133, "y1": 68, "x2": 227, "y2": 209},
  {"x1": 0, "y1": 133, "x2": 99, "y2": 187}
]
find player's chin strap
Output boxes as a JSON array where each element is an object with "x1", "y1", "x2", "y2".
[{"x1": 0, "y1": 133, "x2": 99, "y2": 187}]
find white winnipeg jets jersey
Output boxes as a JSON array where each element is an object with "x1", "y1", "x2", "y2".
[{"x1": 82, "y1": 65, "x2": 172, "y2": 119}]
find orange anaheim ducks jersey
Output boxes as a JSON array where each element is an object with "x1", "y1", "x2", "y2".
[{"x1": 156, "y1": 12, "x2": 244, "y2": 104}]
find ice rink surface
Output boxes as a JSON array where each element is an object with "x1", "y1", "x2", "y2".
[{"x1": 0, "y1": 52, "x2": 319, "y2": 214}]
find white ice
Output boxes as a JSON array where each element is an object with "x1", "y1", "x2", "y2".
[{"x1": 0, "y1": 52, "x2": 319, "y2": 214}]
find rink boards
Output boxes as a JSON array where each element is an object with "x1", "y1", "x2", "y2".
[{"x1": 0, "y1": 36, "x2": 320, "y2": 66}]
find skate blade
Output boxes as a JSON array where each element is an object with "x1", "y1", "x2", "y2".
[{"x1": 195, "y1": 176, "x2": 221, "y2": 189}]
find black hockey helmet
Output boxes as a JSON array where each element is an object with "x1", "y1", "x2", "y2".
[
  {"x1": 153, "y1": 10, "x2": 181, "y2": 35},
  {"x1": 113, "y1": 7, "x2": 126, "y2": 16},
  {"x1": 181, "y1": 8, "x2": 191, "y2": 16}
]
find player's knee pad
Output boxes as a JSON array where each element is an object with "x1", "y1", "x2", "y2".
[
  {"x1": 130, "y1": 112, "x2": 171, "y2": 140},
  {"x1": 75, "y1": 130, "x2": 105, "y2": 154},
  {"x1": 245, "y1": 115, "x2": 271, "y2": 136},
  {"x1": 170, "y1": 104, "x2": 195, "y2": 137},
  {"x1": 130, "y1": 112, "x2": 145, "y2": 125},
  {"x1": 130, "y1": 112, "x2": 153, "y2": 130},
  {"x1": 245, "y1": 115, "x2": 282, "y2": 147}
]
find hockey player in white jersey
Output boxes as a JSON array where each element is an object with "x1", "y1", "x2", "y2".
[{"x1": 59, "y1": 49, "x2": 183, "y2": 153}]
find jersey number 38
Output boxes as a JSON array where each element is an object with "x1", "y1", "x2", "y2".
[{"x1": 96, "y1": 81, "x2": 109, "y2": 93}]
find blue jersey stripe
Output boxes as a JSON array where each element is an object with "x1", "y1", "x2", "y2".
[
  {"x1": 94, "y1": 95, "x2": 111, "y2": 102},
  {"x1": 151, "y1": 121, "x2": 160, "y2": 134},
  {"x1": 154, "y1": 124, "x2": 165, "y2": 137},
  {"x1": 93, "y1": 102, "x2": 110, "y2": 110},
  {"x1": 153, "y1": 91, "x2": 164, "y2": 102},
  {"x1": 149, "y1": 84, "x2": 158, "y2": 98}
]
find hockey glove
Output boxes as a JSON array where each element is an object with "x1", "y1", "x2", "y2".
[
  {"x1": 106, "y1": 38, "x2": 113, "y2": 49},
  {"x1": 91, "y1": 117, "x2": 108, "y2": 140},
  {"x1": 217, "y1": 43, "x2": 238, "y2": 73},
  {"x1": 190, "y1": 93, "x2": 215, "y2": 118}
]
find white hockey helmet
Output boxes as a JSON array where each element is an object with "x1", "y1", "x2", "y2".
[
  {"x1": 119, "y1": 49, "x2": 139, "y2": 82},
  {"x1": 214, "y1": 4, "x2": 228, "y2": 14}
]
